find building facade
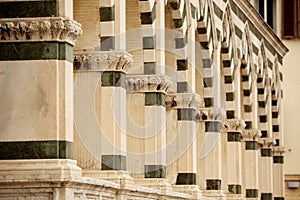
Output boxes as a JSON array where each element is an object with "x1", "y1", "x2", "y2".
[{"x1": 0, "y1": 0, "x2": 288, "y2": 199}]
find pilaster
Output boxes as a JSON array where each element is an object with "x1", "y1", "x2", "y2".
[
  {"x1": 0, "y1": 15, "x2": 82, "y2": 182},
  {"x1": 242, "y1": 129, "x2": 261, "y2": 200},
  {"x1": 73, "y1": 50, "x2": 133, "y2": 185},
  {"x1": 222, "y1": 119, "x2": 246, "y2": 200},
  {"x1": 258, "y1": 138, "x2": 276, "y2": 200},
  {"x1": 273, "y1": 146, "x2": 285, "y2": 200}
]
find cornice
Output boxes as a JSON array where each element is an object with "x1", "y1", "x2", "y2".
[
  {"x1": 0, "y1": 17, "x2": 82, "y2": 45},
  {"x1": 73, "y1": 50, "x2": 132, "y2": 72},
  {"x1": 235, "y1": 0, "x2": 288, "y2": 57}
]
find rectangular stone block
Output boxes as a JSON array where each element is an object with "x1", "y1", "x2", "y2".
[
  {"x1": 101, "y1": 71, "x2": 125, "y2": 88},
  {"x1": 206, "y1": 179, "x2": 221, "y2": 190},
  {"x1": 100, "y1": 36, "x2": 115, "y2": 51},
  {"x1": 227, "y1": 132, "x2": 242, "y2": 142},
  {"x1": 204, "y1": 97, "x2": 214, "y2": 107},
  {"x1": 177, "y1": 82, "x2": 188, "y2": 93},
  {"x1": 101, "y1": 155, "x2": 126, "y2": 170},
  {"x1": 0, "y1": 141, "x2": 73, "y2": 159},
  {"x1": 100, "y1": 5, "x2": 115, "y2": 21},
  {"x1": 145, "y1": 92, "x2": 166, "y2": 107},
  {"x1": 143, "y1": 36, "x2": 156, "y2": 49},
  {"x1": 176, "y1": 173, "x2": 196, "y2": 185},
  {"x1": 144, "y1": 62, "x2": 156, "y2": 74},
  {"x1": 246, "y1": 189, "x2": 258, "y2": 198},
  {"x1": 140, "y1": 3, "x2": 156, "y2": 24},
  {"x1": 144, "y1": 165, "x2": 166, "y2": 178},
  {"x1": 228, "y1": 184, "x2": 241, "y2": 194},
  {"x1": 261, "y1": 193, "x2": 272, "y2": 200},
  {"x1": 261, "y1": 148, "x2": 272, "y2": 157},
  {"x1": 205, "y1": 121, "x2": 221, "y2": 132},
  {"x1": 245, "y1": 141, "x2": 258, "y2": 150},
  {"x1": 177, "y1": 109, "x2": 195, "y2": 121},
  {"x1": 0, "y1": 0, "x2": 58, "y2": 18},
  {"x1": 177, "y1": 59, "x2": 188, "y2": 71},
  {"x1": 273, "y1": 156, "x2": 284, "y2": 164}
]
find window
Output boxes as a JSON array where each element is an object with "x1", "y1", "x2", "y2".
[
  {"x1": 282, "y1": 0, "x2": 299, "y2": 38},
  {"x1": 254, "y1": 0, "x2": 277, "y2": 31}
]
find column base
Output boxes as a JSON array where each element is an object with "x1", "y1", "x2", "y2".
[
  {"x1": 0, "y1": 159, "x2": 82, "y2": 182},
  {"x1": 82, "y1": 170, "x2": 134, "y2": 186},
  {"x1": 202, "y1": 190, "x2": 227, "y2": 200},
  {"x1": 173, "y1": 185, "x2": 203, "y2": 199},
  {"x1": 226, "y1": 193, "x2": 245, "y2": 200},
  {"x1": 134, "y1": 178, "x2": 172, "y2": 192}
]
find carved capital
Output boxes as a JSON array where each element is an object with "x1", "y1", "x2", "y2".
[
  {"x1": 73, "y1": 50, "x2": 132, "y2": 72},
  {"x1": 126, "y1": 74, "x2": 171, "y2": 93},
  {"x1": 0, "y1": 17, "x2": 82, "y2": 45},
  {"x1": 166, "y1": 93, "x2": 203, "y2": 109},
  {"x1": 242, "y1": 129, "x2": 261, "y2": 141},
  {"x1": 273, "y1": 146, "x2": 286, "y2": 156},
  {"x1": 197, "y1": 107, "x2": 226, "y2": 121},
  {"x1": 221, "y1": 119, "x2": 246, "y2": 132},
  {"x1": 258, "y1": 138, "x2": 276, "y2": 148}
]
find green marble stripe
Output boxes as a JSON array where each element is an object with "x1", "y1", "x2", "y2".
[
  {"x1": 178, "y1": 109, "x2": 195, "y2": 121},
  {"x1": 144, "y1": 165, "x2": 166, "y2": 178},
  {"x1": 261, "y1": 148, "x2": 272, "y2": 157},
  {"x1": 245, "y1": 141, "x2": 258, "y2": 150},
  {"x1": 213, "y1": 2, "x2": 223, "y2": 20},
  {"x1": 101, "y1": 71, "x2": 126, "y2": 88},
  {"x1": 0, "y1": 141, "x2": 73, "y2": 159},
  {"x1": 246, "y1": 189, "x2": 258, "y2": 198},
  {"x1": 228, "y1": 184, "x2": 242, "y2": 194},
  {"x1": 0, "y1": 42, "x2": 73, "y2": 62},
  {"x1": 176, "y1": 173, "x2": 196, "y2": 185},
  {"x1": 101, "y1": 155, "x2": 126, "y2": 170},
  {"x1": 261, "y1": 193, "x2": 272, "y2": 200},
  {"x1": 227, "y1": 132, "x2": 242, "y2": 142},
  {"x1": 206, "y1": 179, "x2": 221, "y2": 190},
  {"x1": 0, "y1": 0, "x2": 58, "y2": 18},
  {"x1": 273, "y1": 156, "x2": 284, "y2": 164},
  {"x1": 145, "y1": 92, "x2": 166, "y2": 107}
]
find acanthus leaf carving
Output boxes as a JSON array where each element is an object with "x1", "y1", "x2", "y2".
[
  {"x1": 0, "y1": 17, "x2": 82, "y2": 45},
  {"x1": 221, "y1": 119, "x2": 246, "y2": 132},
  {"x1": 242, "y1": 129, "x2": 261, "y2": 141},
  {"x1": 258, "y1": 138, "x2": 276, "y2": 148},
  {"x1": 197, "y1": 108, "x2": 226, "y2": 121},
  {"x1": 73, "y1": 50, "x2": 132, "y2": 72},
  {"x1": 126, "y1": 74, "x2": 171, "y2": 93},
  {"x1": 166, "y1": 93, "x2": 203, "y2": 109}
]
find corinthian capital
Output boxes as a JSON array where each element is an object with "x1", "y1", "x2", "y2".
[
  {"x1": 126, "y1": 74, "x2": 171, "y2": 93},
  {"x1": 221, "y1": 119, "x2": 246, "y2": 132},
  {"x1": 258, "y1": 138, "x2": 276, "y2": 148},
  {"x1": 166, "y1": 93, "x2": 203, "y2": 109},
  {"x1": 197, "y1": 107, "x2": 226, "y2": 121},
  {"x1": 73, "y1": 50, "x2": 132, "y2": 72},
  {"x1": 242, "y1": 129, "x2": 261, "y2": 141},
  {"x1": 0, "y1": 17, "x2": 82, "y2": 45},
  {"x1": 273, "y1": 146, "x2": 286, "y2": 156}
]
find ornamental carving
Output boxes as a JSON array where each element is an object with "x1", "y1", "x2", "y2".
[
  {"x1": 166, "y1": 93, "x2": 203, "y2": 109},
  {"x1": 242, "y1": 129, "x2": 261, "y2": 141},
  {"x1": 73, "y1": 50, "x2": 132, "y2": 72},
  {"x1": 126, "y1": 74, "x2": 171, "y2": 93},
  {"x1": 0, "y1": 17, "x2": 82, "y2": 45},
  {"x1": 273, "y1": 146, "x2": 286, "y2": 156},
  {"x1": 221, "y1": 119, "x2": 246, "y2": 132},
  {"x1": 258, "y1": 138, "x2": 276, "y2": 148},
  {"x1": 197, "y1": 108, "x2": 226, "y2": 121}
]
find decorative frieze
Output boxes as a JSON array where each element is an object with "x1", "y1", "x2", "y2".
[
  {"x1": 242, "y1": 129, "x2": 262, "y2": 141},
  {"x1": 0, "y1": 17, "x2": 82, "y2": 45},
  {"x1": 221, "y1": 119, "x2": 246, "y2": 132},
  {"x1": 126, "y1": 74, "x2": 171, "y2": 93},
  {"x1": 166, "y1": 93, "x2": 202, "y2": 109},
  {"x1": 73, "y1": 50, "x2": 132, "y2": 72}
]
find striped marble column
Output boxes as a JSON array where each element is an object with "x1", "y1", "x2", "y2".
[
  {"x1": 0, "y1": 14, "x2": 82, "y2": 181},
  {"x1": 166, "y1": 93, "x2": 202, "y2": 198},
  {"x1": 222, "y1": 119, "x2": 246, "y2": 199},
  {"x1": 258, "y1": 138, "x2": 276, "y2": 200},
  {"x1": 242, "y1": 129, "x2": 261, "y2": 200},
  {"x1": 199, "y1": 108, "x2": 226, "y2": 199},
  {"x1": 73, "y1": 51, "x2": 132, "y2": 183},
  {"x1": 126, "y1": 74, "x2": 171, "y2": 189},
  {"x1": 273, "y1": 147, "x2": 285, "y2": 200},
  {"x1": 99, "y1": 0, "x2": 125, "y2": 50}
]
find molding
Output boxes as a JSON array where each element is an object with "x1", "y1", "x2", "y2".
[
  {"x1": 221, "y1": 119, "x2": 246, "y2": 132},
  {"x1": 0, "y1": 17, "x2": 82, "y2": 45},
  {"x1": 73, "y1": 50, "x2": 132, "y2": 72},
  {"x1": 258, "y1": 138, "x2": 276, "y2": 148},
  {"x1": 197, "y1": 107, "x2": 226, "y2": 121},
  {"x1": 166, "y1": 93, "x2": 202, "y2": 109},
  {"x1": 126, "y1": 74, "x2": 171, "y2": 93},
  {"x1": 242, "y1": 129, "x2": 261, "y2": 141}
]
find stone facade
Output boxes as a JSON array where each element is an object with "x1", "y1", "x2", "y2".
[{"x1": 0, "y1": 0, "x2": 288, "y2": 199}]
